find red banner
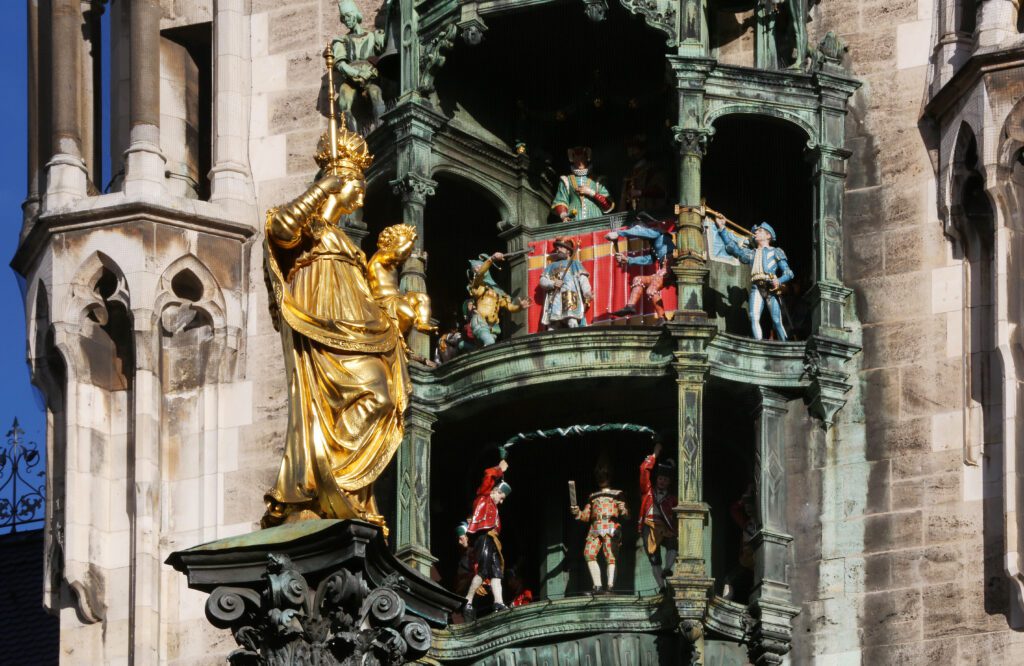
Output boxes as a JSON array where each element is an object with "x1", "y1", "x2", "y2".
[{"x1": 526, "y1": 230, "x2": 678, "y2": 333}]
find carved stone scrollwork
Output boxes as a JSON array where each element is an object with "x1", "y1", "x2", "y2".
[
  {"x1": 419, "y1": 24, "x2": 457, "y2": 95},
  {"x1": 619, "y1": 0, "x2": 679, "y2": 47},
  {"x1": 390, "y1": 173, "x2": 437, "y2": 205},
  {"x1": 205, "y1": 554, "x2": 432, "y2": 665}
]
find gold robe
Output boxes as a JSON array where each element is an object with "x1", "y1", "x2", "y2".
[{"x1": 263, "y1": 188, "x2": 410, "y2": 526}]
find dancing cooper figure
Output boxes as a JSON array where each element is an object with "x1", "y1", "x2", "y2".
[{"x1": 261, "y1": 49, "x2": 432, "y2": 531}]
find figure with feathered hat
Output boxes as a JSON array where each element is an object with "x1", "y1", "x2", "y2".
[
  {"x1": 712, "y1": 214, "x2": 793, "y2": 341},
  {"x1": 539, "y1": 237, "x2": 592, "y2": 329},
  {"x1": 570, "y1": 456, "x2": 629, "y2": 595},
  {"x1": 551, "y1": 146, "x2": 614, "y2": 222},
  {"x1": 460, "y1": 453, "x2": 513, "y2": 621},
  {"x1": 638, "y1": 441, "x2": 679, "y2": 591},
  {"x1": 462, "y1": 252, "x2": 531, "y2": 349}
]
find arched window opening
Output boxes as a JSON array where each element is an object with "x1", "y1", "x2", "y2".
[
  {"x1": 171, "y1": 268, "x2": 204, "y2": 303},
  {"x1": 434, "y1": 3, "x2": 676, "y2": 217},
  {"x1": 423, "y1": 176, "x2": 504, "y2": 347},
  {"x1": 83, "y1": 266, "x2": 134, "y2": 391},
  {"x1": 702, "y1": 115, "x2": 814, "y2": 339}
]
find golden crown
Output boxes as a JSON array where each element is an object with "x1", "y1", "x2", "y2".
[{"x1": 315, "y1": 119, "x2": 373, "y2": 176}]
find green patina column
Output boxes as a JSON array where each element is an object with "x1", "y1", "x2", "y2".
[
  {"x1": 668, "y1": 56, "x2": 715, "y2": 317},
  {"x1": 387, "y1": 100, "x2": 444, "y2": 359},
  {"x1": 747, "y1": 387, "x2": 798, "y2": 666},
  {"x1": 806, "y1": 69, "x2": 859, "y2": 336},
  {"x1": 394, "y1": 401, "x2": 437, "y2": 576},
  {"x1": 666, "y1": 319, "x2": 717, "y2": 622}
]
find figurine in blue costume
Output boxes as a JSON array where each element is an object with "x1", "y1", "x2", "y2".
[
  {"x1": 551, "y1": 146, "x2": 614, "y2": 222},
  {"x1": 607, "y1": 215, "x2": 676, "y2": 319},
  {"x1": 539, "y1": 237, "x2": 592, "y2": 329},
  {"x1": 713, "y1": 215, "x2": 794, "y2": 341}
]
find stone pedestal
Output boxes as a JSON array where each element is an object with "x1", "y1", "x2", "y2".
[{"x1": 166, "y1": 520, "x2": 463, "y2": 665}]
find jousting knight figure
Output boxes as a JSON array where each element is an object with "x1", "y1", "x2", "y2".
[
  {"x1": 461, "y1": 454, "x2": 512, "y2": 621},
  {"x1": 551, "y1": 146, "x2": 614, "y2": 222},
  {"x1": 713, "y1": 215, "x2": 793, "y2": 341},
  {"x1": 639, "y1": 442, "x2": 679, "y2": 591},
  {"x1": 570, "y1": 459, "x2": 629, "y2": 594}
]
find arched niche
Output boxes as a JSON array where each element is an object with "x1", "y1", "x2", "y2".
[
  {"x1": 155, "y1": 255, "x2": 230, "y2": 389},
  {"x1": 701, "y1": 113, "x2": 815, "y2": 339},
  {"x1": 433, "y1": 2, "x2": 676, "y2": 207},
  {"x1": 421, "y1": 174, "x2": 506, "y2": 337},
  {"x1": 68, "y1": 252, "x2": 134, "y2": 391}
]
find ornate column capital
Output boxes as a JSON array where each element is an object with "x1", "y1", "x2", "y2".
[
  {"x1": 390, "y1": 173, "x2": 437, "y2": 205},
  {"x1": 672, "y1": 127, "x2": 713, "y2": 158}
]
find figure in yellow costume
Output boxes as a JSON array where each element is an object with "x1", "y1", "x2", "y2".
[{"x1": 261, "y1": 114, "x2": 430, "y2": 530}]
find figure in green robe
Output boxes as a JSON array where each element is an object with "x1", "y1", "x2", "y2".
[{"x1": 551, "y1": 146, "x2": 614, "y2": 222}]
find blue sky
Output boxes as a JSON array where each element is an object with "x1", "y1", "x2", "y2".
[{"x1": 0, "y1": 3, "x2": 44, "y2": 450}]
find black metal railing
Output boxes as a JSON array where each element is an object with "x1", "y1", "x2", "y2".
[{"x1": 0, "y1": 419, "x2": 45, "y2": 533}]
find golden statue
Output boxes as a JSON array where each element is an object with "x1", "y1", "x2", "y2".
[{"x1": 261, "y1": 47, "x2": 432, "y2": 531}]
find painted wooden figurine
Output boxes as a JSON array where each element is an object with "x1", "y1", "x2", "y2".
[
  {"x1": 464, "y1": 252, "x2": 530, "y2": 347},
  {"x1": 570, "y1": 459, "x2": 629, "y2": 594},
  {"x1": 638, "y1": 442, "x2": 679, "y2": 591},
  {"x1": 461, "y1": 456, "x2": 512, "y2": 621},
  {"x1": 539, "y1": 237, "x2": 592, "y2": 329},
  {"x1": 713, "y1": 215, "x2": 794, "y2": 341},
  {"x1": 551, "y1": 146, "x2": 614, "y2": 222},
  {"x1": 608, "y1": 216, "x2": 676, "y2": 319}
]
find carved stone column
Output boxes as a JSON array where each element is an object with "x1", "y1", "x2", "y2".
[
  {"x1": 45, "y1": 0, "x2": 89, "y2": 211},
  {"x1": 932, "y1": 0, "x2": 973, "y2": 93},
  {"x1": 976, "y1": 0, "x2": 1020, "y2": 48},
  {"x1": 24, "y1": 0, "x2": 41, "y2": 228},
  {"x1": 209, "y1": 0, "x2": 256, "y2": 216},
  {"x1": 394, "y1": 402, "x2": 437, "y2": 576},
  {"x1": 668, "y1": 56, "x2": 715, "y2": 317},
  {"x1": 124, "y1": 0, "x2": 165, "y2": 196},
  {"x1": 747, "y1": 388, "x2": 798, "y2": 666}
]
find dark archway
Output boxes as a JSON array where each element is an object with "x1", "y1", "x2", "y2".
[
  {"x1": 421, "y1": 175, "x2": 505, "y2": 338},
  {"x1": 702, "y1": 114, "x2": 815, "y2": 339},
  {"x1": 434, "y1": 3, "x2": 677, "y2": 210}
]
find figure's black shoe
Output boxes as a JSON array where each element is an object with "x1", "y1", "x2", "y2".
[
  {"x1": 592, "y1": 586, "x2": 604, "y2": 595},
  {"x1": 462, "y1": 603, "x2": 476, "y2": 622},
  {"x1": 492, "y1": 603, "x2": 510, "y2": 612},
  {"x1": 612, "y1": 305, "x2": 636, "y2": 317}
]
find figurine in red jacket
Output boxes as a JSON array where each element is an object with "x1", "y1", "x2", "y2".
[
  {"x1": 638, "y1": 442, "x2": 678, "y2": 591},
  {"x1": 461, "y1": 457, "x2": 512, "y2": 621}
]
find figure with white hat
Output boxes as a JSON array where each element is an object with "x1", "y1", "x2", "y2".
[{"x1": 712, "y1": 215, "x2": 794, "y2": 341}]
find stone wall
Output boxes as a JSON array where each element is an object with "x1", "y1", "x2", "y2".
[{"x1": 786, "y1": 1, "x2": 1024, "y2": 662}]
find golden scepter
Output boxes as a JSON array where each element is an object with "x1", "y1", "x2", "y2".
[{"x1": 324, "y1": 43, "x2": 339, "y2": 163}]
